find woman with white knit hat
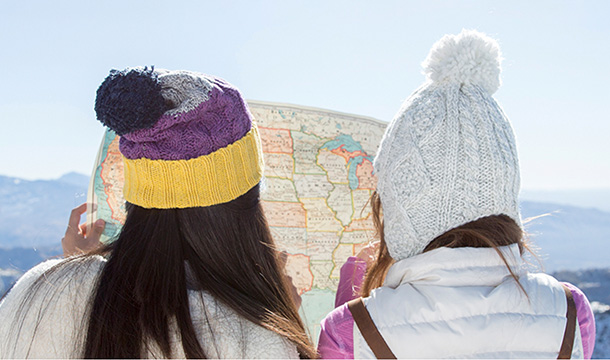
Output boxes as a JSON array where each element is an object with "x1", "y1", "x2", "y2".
[{"x1": 318, "y1": 30, "x2": 595, "y2": 359}]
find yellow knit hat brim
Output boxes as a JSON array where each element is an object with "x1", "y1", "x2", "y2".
[{"x1": 122, "y1": 124, "x2": 264, "y2": 209}]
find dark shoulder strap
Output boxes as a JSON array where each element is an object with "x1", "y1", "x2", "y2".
[
  {"x1": 558, "y1": 284, "x2": 577, "y2": 359},
  {"x1": 347, "y1": 297, "x2": 397, "y2": 359}
]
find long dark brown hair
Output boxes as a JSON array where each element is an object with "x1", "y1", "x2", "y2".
[
  {"x1": 361, "y1": 191, "x2": 532, "y2": 297},
  {"x1": 16, "y1": 184, "x2": 316, "y2": 358}
]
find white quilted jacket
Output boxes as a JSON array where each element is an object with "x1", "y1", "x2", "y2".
[{"x1": 355, "y1": 244, "x2": 584, "y2": 358}]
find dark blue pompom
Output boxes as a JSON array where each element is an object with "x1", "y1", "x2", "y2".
[{"x1": 94, "y1": 67, "x2": 170, "y2": 135}]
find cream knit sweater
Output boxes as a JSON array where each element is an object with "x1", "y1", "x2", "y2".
[{"x1": 0, "y1": 257, "x2": 298, "y2": 359}]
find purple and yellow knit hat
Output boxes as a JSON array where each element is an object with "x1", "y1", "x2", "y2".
[{"x1": 94, "y1": 67, "x2": 263, "y2": 209}]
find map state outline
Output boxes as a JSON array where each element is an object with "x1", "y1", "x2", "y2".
[
  {"x1": 88, "y1": 100, "x2": 388, "y2": 339},
  {"x1": 250, "y1": 100, "x2": 386, "y2": 300}
]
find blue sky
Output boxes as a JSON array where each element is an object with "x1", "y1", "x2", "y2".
[{"x1": 1, "y1": 0, "x2": 608, "y2": 190}]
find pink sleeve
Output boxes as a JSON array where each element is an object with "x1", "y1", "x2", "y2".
[
  {"x1": 318, "y1": 303, "x2": 355, "y2": 359},
  {"x1": 561, "y1": 282, "x2": 596, "y2": 359},
  {"x1": 335, "y1": 256, "x2": 367, "y2": 308},
  {"x1": 317, "y1": 257, "x2": 364, "y2": 358}
]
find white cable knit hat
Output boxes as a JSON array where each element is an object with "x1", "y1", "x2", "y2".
[{"x1": 374, "y1": 30, "x2": 522, "y2": 261}]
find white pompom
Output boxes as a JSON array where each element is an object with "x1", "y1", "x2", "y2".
[{"x1": 422, "y1": 29, "x2": 502, "y2": 94}]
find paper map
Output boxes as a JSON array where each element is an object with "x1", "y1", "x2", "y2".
[{"x1": 87, "y1": 100, "x2": 387, "y2": 337}]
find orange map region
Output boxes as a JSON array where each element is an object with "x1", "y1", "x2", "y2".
[
  {"x1": 100, "y1": 137, "x2": 126, "y2": 223},
  {"x1": 259, "y1": 127, "x2": 293, "y2": 154},
  {"x1": 356, "y1": 159, "x2": 376, "y2": 189},
  {"x1": 284, "y1": 254, "x2": 313, "y2": 295},
  {"x1": 330, "y1": 146, "x2": 367, "y2": 162},
  {"x1": 261, "y1": 201, "x2": 306, "y2": 228}
]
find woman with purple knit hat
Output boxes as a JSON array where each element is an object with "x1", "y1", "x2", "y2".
[
  {"x1": 319, "y1": 30, "x2": 596, "y2": 359},
  {"x1": 0, "y1": 68, "x2": 316, "y2": 358}
]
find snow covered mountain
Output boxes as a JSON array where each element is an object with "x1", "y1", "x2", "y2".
[
  {"x1": 0, "y1": 173, "x2": 609, "y2": 353},
  {"x1": 0, "y1": 173, "x2": 86, "y2": 296},
  {"x1": 521, "y1": 201, "x2": 610, "y2": 272},
  {"x1": 521, "y1": 188, "x2": 610, "y2": 213},
  {"x1": 1, "y1": 173, "x2": 608, "y2": 271},
  {"x1": 0, "y1": 173, "x2": 88, "y2": 248}
]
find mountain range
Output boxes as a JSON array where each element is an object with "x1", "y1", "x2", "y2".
[
  {"x1": 0, "y1": 172, "x2": 88, "y2": 248},
  {"x1": 520, "y1": 188, "x2": 610, "y2": 213},
  {"x1": 1, "y1": 173, "x2": 608, "y2": 269},
  {"x1": 0, "y1": 173, "x2": 609, "y2": 357}
]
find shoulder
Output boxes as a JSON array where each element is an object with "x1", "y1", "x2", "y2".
[
  {"x1": 318, "y1": 302, "x2": 355, "y2": 359},
  {"x1": 561, "y1": 282, "x2": 596, "y2": 359},
  {"x1": 523, "y1": 272, "x2": 591, "y2": 311},
  {"x1": 527, "y1": 275, "x2": 595, "y2": 324},
  {"x1": 0, "y1": 256, "x2": 106, "y2": 358},
  {"x1": 5, "y1": 258, "x2": 63, "y2": 293},
  {"x1": 322, "y1": 302, "x2": 354, "y2": 329},
  {"x1": 520, "y1": 272, "x2": 569, "y2": 301},
  {"x1": 25, "y1": 256, "x2": 106, "y2": 298},
  {"x1": 524, "y1": 275, "x2": 596, "y2": 359},
  {"x1": 561, "y1": 282, "x2": 592, "y2": 312},
  {"x1": 2, "y1": 256, "x2": 105, "y2": 305},
  {"x1": 0, "y1": 255, "x2": 106, "y2": 314},
  {"x1": 187, "y1": 291, "x2": 299, "y2": 359}
]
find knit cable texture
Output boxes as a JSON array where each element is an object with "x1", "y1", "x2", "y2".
[{"x1": 374, "y1": 30, "x2": 521, "y2": 261}]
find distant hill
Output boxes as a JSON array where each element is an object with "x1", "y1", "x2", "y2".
[
  {"x1": 0, "y1": 173, "x2": 609, "y2": 272},
  {"x1": 0, "y1": 174, "x2": 88, "y2": 248},
  {"x1": 0, "y1": 173, "x2": 609, "y2": 355},
  {"x1": 521, "y1": 201, "x2": 610, "y2": 272},
  {"x1": 57, "y1": 172, "x2": 90, "y2": 188},
  {"x1": 521, "y1": 188, "x2": 610, "y2": 213}
]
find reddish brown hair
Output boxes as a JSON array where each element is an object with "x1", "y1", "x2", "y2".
[{"x1": 361, "y1": 191, "x2": 531, "y2": 297}]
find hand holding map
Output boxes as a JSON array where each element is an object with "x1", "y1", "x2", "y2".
[
  {"x1": 355, "y1": 241, "x2": 380, "y2": 269},
  {"x1": 63, "y1": 203, "x2": 104, "y2": 257}
]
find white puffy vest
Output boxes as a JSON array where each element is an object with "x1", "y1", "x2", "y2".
[{"x1": 354, "y1": 245, "x2": 584, "y2": 358}]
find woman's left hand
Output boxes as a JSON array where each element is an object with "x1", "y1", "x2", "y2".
[
  {"x1": 62, "y1": 203, "x2": 105, "y2": 257},
  {"x1": 355, "y1": 241, "x2": 380, "y2": 269}
]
